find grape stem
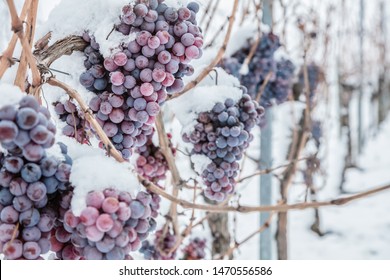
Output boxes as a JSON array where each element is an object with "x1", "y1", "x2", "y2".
[
  {"x1": 0, "y1": 0, "x2": 31, "y2": 79},
  {"x1": 5, "y1": 0, "x2": 41, "y2": 95},
  {"x1": 168, "y1": 0, "x2": 239, "y2": 101},
  {"x1": 47, "y1": 78, "x2": 125, "y2": 162},
  {"x1": 3, "y1": 223, "x2": 20, "y2": 254}
]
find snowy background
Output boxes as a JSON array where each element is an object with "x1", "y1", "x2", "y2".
[{"x1": 1, "y1": 0, "x2": 390, "y2": 260}]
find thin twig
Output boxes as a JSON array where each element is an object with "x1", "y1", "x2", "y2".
[
  {"x1": 240, "y1": 0, "x2": 251, "y2": 26},
  {"x1": 168, "y1": 0, "x2": 239, "y2": 101},
  {"x1": 241, "y1": 34, "x2": 262, "y2": 75},
  {"x1": 256, "y1": 71, "x2": 273, "y2": 102},
  {"x1": 205, "y1": 17, "x2": 229, "y2": 49},
  {"x1": 237, "y1": 157, "x2": 309, "y2": 183},
  {"x1": 199, "y1": 0, "x2": 215, "y2": 27},
  {"x1": 203, "y1": 0, "x2": 221, "y2": 37},
  {"x1": 216, "y1": 211, "x2": 276, "y2": 259}
]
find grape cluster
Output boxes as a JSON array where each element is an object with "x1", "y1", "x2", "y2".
[
  {"x1": 140, "y1": 228, "x2": 177, "y2": 260},
  {"x1": 296, "y1": 63, "x2": 321, "y2": 102},
  {"x1": 53, "y1": 100, "x2": 89, "y2": 144},
  {"x1": 51, "y1": 189, "x2": 157, "y2": 260},
  {"x1": 0, "y1": 143, "x2": 72, "y2": 260},
  {"x1": 183, "y1": 94, "x2": 263, "y2": 202},
  {"x1": 261, "y1": 58, "x2": 295, "y2": 107},
  {"x1": 136, "y1": 132, "x2": 176, "y2": 183},
  {"x1": 0, "y1": 95, "x2": 56, "y2": 162},
  {"x1": 182, "y1": 237, "x2": 206, "y2": 260},
  {"x1": 222, "y1": 33, "x2": 295, "y2": 108},
  {"x1": 79, "y1": 0, "x2": 203, "y2": 159}
]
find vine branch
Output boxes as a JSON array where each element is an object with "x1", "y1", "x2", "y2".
[
  {"x1": 47, "y1": 78, "x2": 124, "y2": 162},
  {"x1": 6, "y1": 0, "x2": 41, "y2": 92},
  {"x1": 141, "y1": 178, "x2": 390, "y2": 214},
  {"x1": 0, "y1": 0, "x2": 31, "y2": 78}
]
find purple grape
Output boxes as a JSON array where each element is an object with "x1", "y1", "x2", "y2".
[
  {"x1": 79, "y1": 71, "x2": 95, "y2": 88},
  {"x1": 0, "y1": 120, "x2": 19, "y2": 141},
  {"x1": 19, "y1": 208, "x2": 40, "y2": 227},
  {"x1": 22, "y1": 142, "x2": 44, "y2": 162},
  {"x1": 9, "y1": 177, "x2": 28, "y2": 196},
  {"x1": 0, "y1": 188, "x2": 13, "y2": 205},
  {"x1": 26, "y1": 182, "x2": 47, "y2": 202},
  {"x1": 4, "y1": 156, "x2": 24, "y2": 173},
  {"x1": 1, "y1": 205, "x2": 19, "y2": 223},
  {"x1": 0, "y1": 105, "x2": 17, "y2": 120},
  {"x1": 21, "y1": 163, "x2": 42, "y2": 183},
  {"x1": 164, "y1": 7, "x2": 178, "y2": 22},
  {"x1": 3, "y1": 239, "x2": 23, "y2": 260},
  {"x1": 22, "y1": 226, "x2": 41, "y2": 242}
]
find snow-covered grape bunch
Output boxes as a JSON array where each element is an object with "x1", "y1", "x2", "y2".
[
  {"x1": 0, "y1": 143, "x2": 73, "y2": 260},
  {"x1": 79, "y1": 0, "x2": 203, "y2": 159},
  {"x1": 183, "y1": 93, "x2": 263, "y2": 202},
  {"x1": 54, "y1": 100, "x2": 89, "y2": 144},
  {"x1": 136, "y1": 132, "x2": 176, "y2": 183},
  {"x1": 222, "y1": 33, "x2": 295, "y2": 108},
  {"x1": 182, "y1": 237, "x2": 206, "y2": 260},
  {"x1": 51, "y1": 189, "x2": 157, "y2": 260},
  {"x1": 0, "y1": 95, "x2": 56, "y2": 161},
  {"x1": 140, "y1": 228, "x2": 177, "y2": 260}
]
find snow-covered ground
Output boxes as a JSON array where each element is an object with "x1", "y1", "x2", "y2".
[
  {"x1": 289, "y1": 117, "x2": 390, "y2": 259},
  {"x1": 235, "y1": 115, "x2": 390, "y2": 260}
]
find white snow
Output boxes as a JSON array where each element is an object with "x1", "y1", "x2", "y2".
[
  {"x1": 239, "y1": 64, "x2": 249, "y2": 76},
  {"x1": 225, "y1": 23, "x2": 257, "y2": 58},
  {"x1": 38, "y1": 0, "x2": 135, "y2": 58},
  {"x1": 70, "y1": 154, "x2": 140, "y2": 216},
  {"x1": 169, "y1": 68, "x2": 242, "y2": 136},
  {"x1": 190, "y1": 154, "x2": 212, "y2": 175},
  {"x1": 0, "y1": 1, "x2": 11, "y2": 52},
  {"x1": 45, "y1": 142, "x2": 66, "y2": 163},
  {"x1": 289, "y1": 117, "x2": 390, "y2": 259},
  {"x1": 0, "y1": 82, "x2": 24, "y2": 107}
]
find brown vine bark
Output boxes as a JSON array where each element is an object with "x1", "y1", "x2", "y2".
[{"x1": 206, "y1": 199, "x2": 232, "y2": 259}]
